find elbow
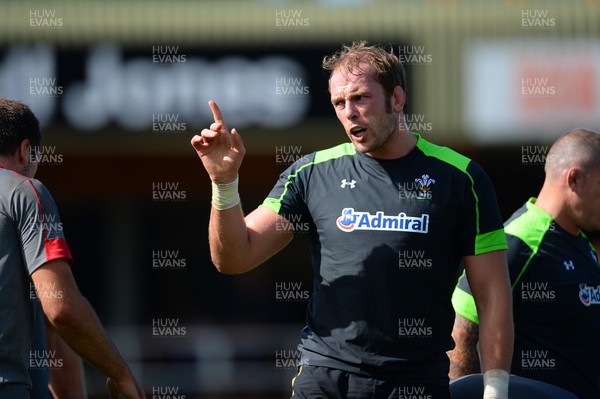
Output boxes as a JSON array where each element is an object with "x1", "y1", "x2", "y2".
[
  {"x1": 211, "y1": 252, "x2": 260, "y2": 274},
  {"x1": 211, "y1": 256, "x2": 249, "y2": 275},
  {"x1": 213, "y1": 263, "x2": 239, "y2": 275},
  {"x1": 43, "y1": 300, "x2": 77, "y2": 329}
]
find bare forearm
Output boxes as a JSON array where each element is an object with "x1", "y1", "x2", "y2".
[
  {"x1": 448, "y1": 315, "x2": 481, "y2": 379},
  {"x1": 449, "y1": 346, "x2": 480, "y2": 379},
  {"x1": 46, "y1": 321, "x2": 86, "y2": 399},
  {"x1": 33, "y1": 261, "x2": 144, "y2": 398},
  {"x1": 478, "y1": 302, "x2": 513, "y2": 372},
  {"x1": 46, "y1": 296, "x2": 133, "y2": 383},
  {"x1": 208, "y1": 206, "x2": 293, "y2": 274},
  {"x1": 464, "y1": 251, "x2": 513, "y2": 373},
  {"x1": 209, "y1": 205, "x2": 254, "y2": 273}
]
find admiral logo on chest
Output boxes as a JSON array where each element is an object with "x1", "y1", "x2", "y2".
[
  {"x1": 336, "y1": 208, "x2": 429, "y2": 233},
  {"x1": 579, "y1": 283, "x2": 600, "y2": 306}
]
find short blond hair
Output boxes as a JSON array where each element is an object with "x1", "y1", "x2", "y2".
[{"x1": 322, "y1": 41, "x2": 407, "y2": 99}]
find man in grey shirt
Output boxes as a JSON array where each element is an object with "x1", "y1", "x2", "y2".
[{"x1": 0, "y1": 98, "x2": 145, "y2": 398}]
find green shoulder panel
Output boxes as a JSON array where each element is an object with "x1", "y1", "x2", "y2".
[
  {"x1": 505, "y1": 198, "x2": 554, "y2": 289},
  {"x1": 415, "y1": 134, "x2": 471, "y2": 172},
  {"x1": 313, "y1": 142, "x2": 356, "y2": 163},
  {"x1": 260, "y1": 142, "x2": 355, "y2": 214},
  {"x1": 416, "y1": 134, "x2": 506, "y2": 254}
]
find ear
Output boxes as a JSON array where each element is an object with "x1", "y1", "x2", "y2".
[
  {"x1": 566, "y1": 167, "x2": 583, "y2": 192},
  {"x1": 391, "y1": 85, "x2": 406, "y2": 113},
  {"x1": 15, "y1": 139, "x2": 32, "y2": 165}
]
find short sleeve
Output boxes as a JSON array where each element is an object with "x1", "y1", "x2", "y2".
[
  {"x1": 459, "y1": 161, "x2": 507, "y2": 256},
  {"x1": 260, "y1": 155, "x2": 312, "y2": 224},
  {"x1": 12, "y1": 179, "x2": 73, "y2": 275}
]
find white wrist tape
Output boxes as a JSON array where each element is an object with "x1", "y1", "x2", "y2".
[
  {"x1": 483, "y1": 369, "x2": 509, "y2": 399},
  {"x1": 211, "y1": 176, "x2": 240, "y2": 210}
]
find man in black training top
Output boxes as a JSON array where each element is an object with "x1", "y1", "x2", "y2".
[
  {"x1": 192, "y1": 41, "x2": 513, "y2": 399},
  {"x1": 450, "y1": 129, "x2": 600, "y2": 399}
]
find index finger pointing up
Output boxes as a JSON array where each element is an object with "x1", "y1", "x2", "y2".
[{"x1": 208, "y1": 100, "x2": 227, "y2": 128}]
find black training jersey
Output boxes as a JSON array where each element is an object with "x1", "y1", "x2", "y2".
[
  {"x1": 262, "y1": 134, "x2": 506, "y2": 378},
  {"x1": 453, "y1": 198, "x2": 600, "y2": 399}
]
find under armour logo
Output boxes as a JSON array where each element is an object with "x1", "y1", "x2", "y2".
[
  {"x1": 341, "y1": 179, "x2": 356, "y2": 189},
  {"x1": 564, "y1": 260, "x2": 575, "y2": 270}
]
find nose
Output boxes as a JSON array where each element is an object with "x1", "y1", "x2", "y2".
[{"x1": 344, "y1": 101, "x2": 358, "y2": 121}]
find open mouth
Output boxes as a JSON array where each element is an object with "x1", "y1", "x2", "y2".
[{"x1": 350, "y1": 126, "x2": 367, "y2": 137}]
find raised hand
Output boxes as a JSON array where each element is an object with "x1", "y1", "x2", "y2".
[{"x1": 191, "y1": 100, "x2": 246, "y2": 184}]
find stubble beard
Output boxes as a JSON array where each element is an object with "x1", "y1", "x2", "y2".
[{"x1": 360, "y1": 111, "x2": 399, "y2": 155}]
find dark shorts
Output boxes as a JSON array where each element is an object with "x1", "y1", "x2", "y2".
[
  {"x1": 0, "y1": 383, "x2": 30, "y2": 399},
  {"x1": 291, "y1": 365, "x2": 451, "y2": 399}
]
